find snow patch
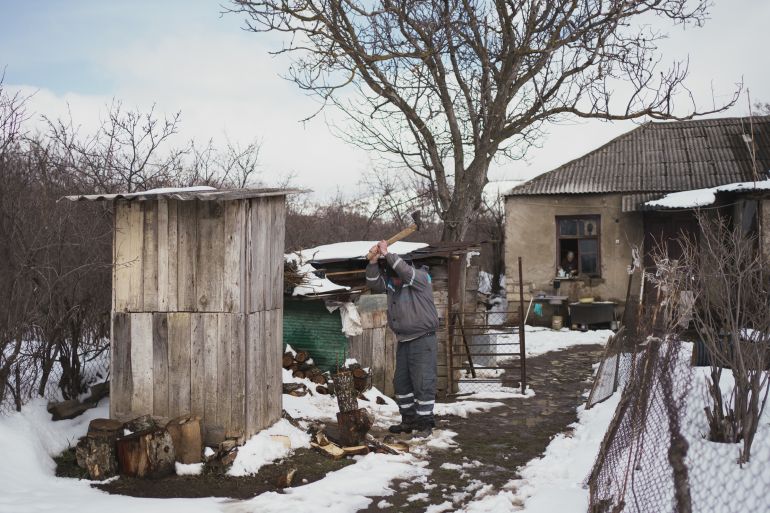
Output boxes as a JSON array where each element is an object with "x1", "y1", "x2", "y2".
[
  {"x1": 646, "y1": 180, "x2": 770, "y2": 209},
  {"x1": 228, "y1": 419, "x2": 311, "y2": 476},
  {"x1": 175, "y1": 462, "x2": 203, "y2": 476}
]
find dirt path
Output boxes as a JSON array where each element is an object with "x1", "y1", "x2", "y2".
[
  {"x1": 360, "y1": 344, "x2": 605, "y2": 512},
  {"x1": 59, "y1": 344, "x2": 603, "y2": 505}
]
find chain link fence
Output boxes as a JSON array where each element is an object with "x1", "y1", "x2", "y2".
[
  {"x1": 0, "y1": 338, "x2": 110, "y2": 416},
  {"x1": 587, "y1": 334, "x2": 770, "y2": 513}
]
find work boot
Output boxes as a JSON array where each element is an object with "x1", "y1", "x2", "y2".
[
  {"x1": 388, "y1": 416, "x2": 416, "y2": 434},
  {"x1": 410, "y1": 418, "x2": 435, "y2": 438}
]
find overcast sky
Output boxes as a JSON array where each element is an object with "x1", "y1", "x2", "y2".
[{"x1": 1, "y1": 1, "x2": 768, "y2": 199}]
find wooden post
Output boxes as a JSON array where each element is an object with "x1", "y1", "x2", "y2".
[{"x1": 518, "y1": 257, "x2": 527, "y2": 395}]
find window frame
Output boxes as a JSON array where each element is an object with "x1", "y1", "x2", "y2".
[{"x1": 555, "y1": 214, "x2": 602, "y2": 277}]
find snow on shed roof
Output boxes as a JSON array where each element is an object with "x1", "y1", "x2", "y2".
[
  {"x1": 63, "y1": 186, "x2": 304, "y2": 202},
  {"x1": 292, "y1": 241, "x2": 429, "y2": 264},
  {"x1": 645, "y1": 179, "x2": 770, "y2": 209}
]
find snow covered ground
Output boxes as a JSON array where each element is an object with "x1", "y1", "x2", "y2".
[{"x1": 0, "y1": 327, "x2": 614, "y2": 513}]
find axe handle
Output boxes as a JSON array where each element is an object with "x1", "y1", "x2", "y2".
[{"x1": 366, "y1": 224, "x2": 418, "y2": 261}]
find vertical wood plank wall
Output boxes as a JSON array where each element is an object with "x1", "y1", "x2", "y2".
[{"x1": 111, "y1": 196, "x2": 285, "y2": 443}]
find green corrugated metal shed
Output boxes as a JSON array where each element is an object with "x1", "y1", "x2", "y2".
[{"x1": 283, "y1": 299, "x2": 349, "y2": 371}]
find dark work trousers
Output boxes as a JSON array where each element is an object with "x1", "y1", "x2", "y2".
[{"x1": 393, "y1": 332, "x2": 437, "y2": 425}]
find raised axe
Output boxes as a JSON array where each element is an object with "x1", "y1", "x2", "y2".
[{"x1": 366, "y1": 210, "x2": 423, "y2": 261}]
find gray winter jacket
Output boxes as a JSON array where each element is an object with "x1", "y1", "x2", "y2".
[{"x1": 365, "y1": 253, "x2": 440, "y2": 342}]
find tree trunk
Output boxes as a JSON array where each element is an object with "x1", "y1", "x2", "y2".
[{"x1": 440, "y1": 162, "x2": 489, "y2": 242}]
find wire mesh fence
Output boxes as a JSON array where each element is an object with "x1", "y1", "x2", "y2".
[
  {"x1": 0, "y1": 339, "x2": 110, "y2": 416},
  {"x1": 587, "y1": 334, "x2": 770, "y2": 513}
]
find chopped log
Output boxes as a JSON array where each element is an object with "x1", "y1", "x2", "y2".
[
  {"x1": 283, "y1": 383, "x2": 308, "y2": 397},
  {"x1": 289, "y1": 363, "x2": 300, "y2": 372},
  {"x1": 352, "y1": 367, "x2": 367, "y2": 379},
  {"x1": 116, "y1": 428, "x2": 176, "y2": 478},
  {"x1": 336, "y1": 409, "x2": 373, "y2": 447},
  {"x1": 311, "y1": 373, "x2": 328, "y2": 385},
  {"x1": 315, "y1": 385, "x2": 330, "y2": 395},
  {"x1": 312, "y1": 430, "x2": 331, "y2": 447},
  {"x1": 385, "y1": 441, "x2": 410, "y2": 453},
  {"x1": 281, "y1": 409, "x2": 304, "y2": 430},
  {"x1": 292, "y1": 370, "x2": 306, "y2": 380},
  {"x1": 295, "y1": 350, "x2": 310, "y2": 363},
  {"x1": 87, "y1": 418, "x2": 124, "y2": 439},
  {"x1": 357, "y1": 392, "x2": 369, "y2": 401},
  {"x1": 276, "y1": 468, "x2": 297, "y2": 488},
  {"x1": 367, "y1": 434, "x2": 401, "y2": 455},
  {"x1": 333, "y1": 371, "x2": 358, "y2": 413},
  {"x1": 270, "y1": 435, "x2": 291, "y2": 449},
  {"x1": 376, "y1": 396, "x2": 387, "y2": 405},
  {"x1": 76, "y1": 419, "x2": 123, "y2": 481},
  {"x1": 76, "y1": 435, "x2": 119, "y2": 480},
  {"x1": 342, "y1": 445, "x2": 370, "y2": 456},
  {"x1": 123, "y1": 414, "x2": 157, "y2": 434},
  {"x1": 48, "y1": 399, "x2": 95, "y2": 421},
  {"x1": 282, "y1": 353, "x2": 296, "y2": 369},
  {"x1": 311, "y1": 441, "x2": 345, "y2": 460},
  {"x1": 165, "y1": 415, "x2": 202, "y2": 464}
]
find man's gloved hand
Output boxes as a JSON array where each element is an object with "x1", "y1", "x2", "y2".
[{"x1": 368, "y1": 244, "x2": 380, "y2": 264}]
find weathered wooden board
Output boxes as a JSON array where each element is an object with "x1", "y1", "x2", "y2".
[
  {"x1": 156, "y1": 199, "x2": 170, "y2": 311},
  {"x1": 223, "y1": 202, "x2": 244, "y2": 313},
  {"x1": 203, "y1": 314, "x2": 219, "y2": 428},
  {"x1": 129, "y1": 313, "x2": 153, "y2": 414},
  {"x1": 245, "y1": 311, "x2": 265, "y2": 435},
  {"x1": 177, "y1": 201, "x2": 198, "y2": 311},
  {"x1": 265, "y1": 308, "x2": 282, "y2": 426},
  {"x1": 197, "y1": 202, "x2": 225, "y2": 312},
  {"x1": 142, "y1": 201, "x2": 159, "y2": 312},
  {"x1": 111, "y1": 313, "x2": 132, "y2": 418},
  {"x1": 152, "y1": 313, "x2": 169, "y2": 415},
  {"x1": 216, "y1": 314, "x2": 232, "y2": 434},
  {"x1": 190, "y1": 313, "x2": 206, "y2": 419},
  {"x1": 230, "y1": 313, "x2": 246, "y2": 439},
  {"x1": 167, "y1": 312, "x2": 191, "y2": 419}
]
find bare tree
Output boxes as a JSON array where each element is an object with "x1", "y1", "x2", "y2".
[
  {"x1": 45, "y1": 101, "x2": 184, "y2": 193},
  {"x1": 230, "y1": 0, "x2": 738, "y2": 240}
]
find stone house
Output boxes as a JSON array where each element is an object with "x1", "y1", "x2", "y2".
[{"x1": 504, "y1": 116, "x2": 770, "y2": 324}]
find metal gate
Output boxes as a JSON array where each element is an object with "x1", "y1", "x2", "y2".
[{"x1": 447, "y1": 257, "x2": 528, "y2": 395}]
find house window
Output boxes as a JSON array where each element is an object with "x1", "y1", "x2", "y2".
[{"x1": 556, "y1": 215, "x2": 600, "y2": 277}]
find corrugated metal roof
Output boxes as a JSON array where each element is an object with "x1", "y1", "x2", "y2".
[
  {"x1": 63, "y1": 186, "x2": 304, "y2": 202},
  {"x1": 621, "y1": 193, "x2": 665, "y2": 212},
  {"x1": 508, "y1": 116, "x2": 770, "y2": 196}
]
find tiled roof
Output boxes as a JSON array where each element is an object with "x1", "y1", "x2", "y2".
[{"x1": 508, "y1": 116, "x2": 770, "y2": 196}]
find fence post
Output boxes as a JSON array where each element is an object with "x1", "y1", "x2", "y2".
[{"x1": 518, "y1": 257, "x2": 527, "y2": 395}]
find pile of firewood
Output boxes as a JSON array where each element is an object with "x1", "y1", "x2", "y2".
[
  {"x1": 75, "y1": 413, "x2": 202, "y2": 480},
  {"x1": 283, "y1": 349, "x2": 329, "y2": 383}
]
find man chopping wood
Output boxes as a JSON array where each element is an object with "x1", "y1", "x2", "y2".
[{"x1": 366, "y1": 240, "x2": 439, "y2": 436}]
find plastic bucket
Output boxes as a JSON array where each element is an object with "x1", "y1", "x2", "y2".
[{"x1": 552, "y1": 315, "x2": 564, "y2": 330}]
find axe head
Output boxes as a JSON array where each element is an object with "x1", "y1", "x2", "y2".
[{"x1": 410, "y1": 210, "x2": 423, "y2": 231}]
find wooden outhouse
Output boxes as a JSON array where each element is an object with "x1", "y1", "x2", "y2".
[{"x1": 66, "y1": 187, "x2": 295, "y2": 443}]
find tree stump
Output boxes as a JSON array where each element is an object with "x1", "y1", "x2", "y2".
[
  {"x1": 333, "y1": 371, "x2": 372, "y2": 446},
  {"x1": 75, "y1": 418, "x2": 123, "y2": 480},
  {"x1": 123, "y1": 414, "x2": 157, "y2": 433},
  {"x1": 116, "y1": 428, "x2": 176, "y2": 478},
  {"x1": 165, "y1": 414, "x2": 202, "y2": 464}
]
